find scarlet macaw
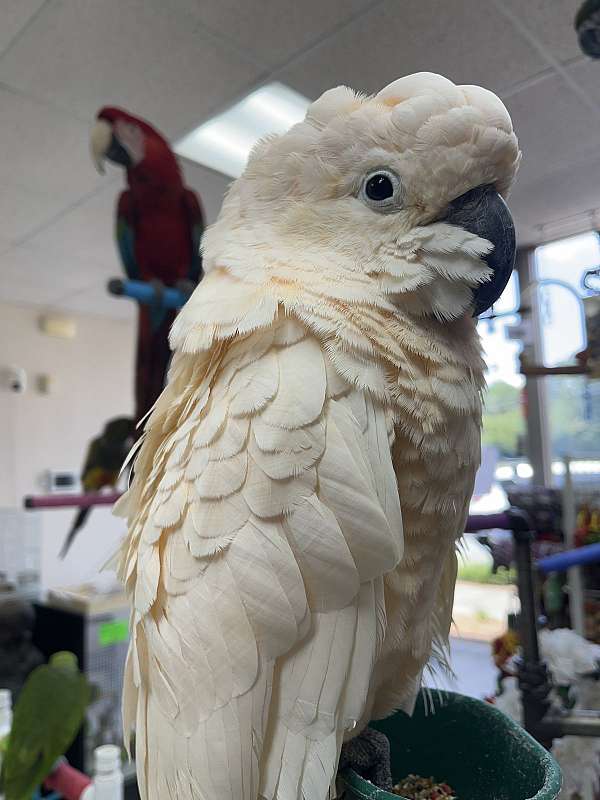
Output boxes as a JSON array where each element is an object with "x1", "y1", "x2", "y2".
[{"x1": 90, "y1": 108, "x2": 205, "y2": 425}]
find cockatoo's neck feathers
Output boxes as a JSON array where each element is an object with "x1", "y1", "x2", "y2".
[{"x1": 171, "y1": 219, "x2": 489, "y2": 395}]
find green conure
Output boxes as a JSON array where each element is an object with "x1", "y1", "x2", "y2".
[
  {"x1": 60, "y1": 416, "x2": 134, "y2": 558},
  {"x1": 1, "y1": 652, "x2": 90, "y2": 800}
]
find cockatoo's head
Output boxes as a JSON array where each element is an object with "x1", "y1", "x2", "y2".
[{"x1": 204, "y1": 73, "x2": 520, "y2": 319}]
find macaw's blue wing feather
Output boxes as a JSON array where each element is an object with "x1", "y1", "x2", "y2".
[{"x1": 116, "y1": 190, "x2": 139, "y2": 281}]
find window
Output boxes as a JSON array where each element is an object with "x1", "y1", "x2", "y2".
[
  {"x1": 535, "y1": 232, "x2": 600, "y2": 466},
  {"x1": 479, "y1": 274, "x2": 526, "y2": 460}
]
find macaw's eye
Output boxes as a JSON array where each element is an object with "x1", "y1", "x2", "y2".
[{"x1": 360, "y1": 169, "x2": 403, "y2": 212}]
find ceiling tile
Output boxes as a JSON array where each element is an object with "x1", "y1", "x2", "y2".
[
  {"x1": 565, "y1": 58, "x2": 600, "y2": 109},
  {"x1": 181, "y1": 0, "x2": 374, "y2": 68},
  {"x1": 0, "y1": 0, "x2": 46, "y2": 55},
  {"x1": 501, "y1": 0, "x2": 583, "y2": 64},
  {"x1": 504, "y1": 72, "x2": 600, "y2": 188},
  {"x1": 0, "y1": 0, "x2": 263, "y2": 139},
  {"x1": 181, "y1": 161, "x2": 230, "y2": 224},
  {"x1": 1, "y1": 242, "x2": 97, "y2": 296},
  {"x1": 0, "y1": 183, "x2": 68, "y2": 243},
  {"x1": 0, "y1": 280, "x2": 66, "y2": 308},
  {"x1": 52, "y1": 281, "x2": 136, "y2": 320},
  {"x1": 510, "y1": 154, "x2": 600, "y2": 246},
  {"x1": 19, "y1": 184, "x2": 120, "y2": 273},
  {"x1": 278, "y1": 0, "x2": 547, "y2": 101},
  {"x1": 0, "y1": 86, "x2": 105, "y2": 219}
]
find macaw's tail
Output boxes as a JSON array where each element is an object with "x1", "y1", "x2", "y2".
[{"x1": 59, "y1": 506, "x2": 91, "y2": 559}]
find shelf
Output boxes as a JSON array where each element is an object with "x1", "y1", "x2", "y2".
[{"x1": 520, "y1": 364, "x2": 590, "y2": 377}]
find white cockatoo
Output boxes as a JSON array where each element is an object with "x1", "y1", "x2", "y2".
[{"x1": 115, "y1": 72, "x2": 520, "y2": 800}]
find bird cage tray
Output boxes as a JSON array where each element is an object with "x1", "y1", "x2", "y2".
[{"x1": 339, "y1": 691, "x2": 561, "y2": 800}]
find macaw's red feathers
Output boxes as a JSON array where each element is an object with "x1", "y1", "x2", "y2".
[
  {"x1": 102, "y1": 105, "x2": 205, "y2": 286},
  {"x1": 96, "y1": 106, "x2": 206, "y2": 423}
]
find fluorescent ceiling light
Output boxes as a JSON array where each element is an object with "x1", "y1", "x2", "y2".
[{"x1": 175, "y1": 82, "x2": 311, "y2": 179}]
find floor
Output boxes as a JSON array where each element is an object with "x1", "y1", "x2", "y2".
[
  {"x1": 452, "y1": 579, "x2": 516, "y2": 641},
  {"x1": 425, "y1": 636, "x2": 498, "y2": 700}
]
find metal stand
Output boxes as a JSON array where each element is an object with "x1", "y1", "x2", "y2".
[
  {"x1": 467, "y1": 509, "x2": 600, "y2": 748},
  {"x1": 510, "y1": 512, "x2": 555, "y2": 748}
]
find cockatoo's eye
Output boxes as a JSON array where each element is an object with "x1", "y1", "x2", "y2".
[{"x1": 359, "y1": 169, "x2": 403, "y2": 212}]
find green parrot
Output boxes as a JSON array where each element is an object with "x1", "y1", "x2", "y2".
[
  {"x1": 1, "y1": 651, "x2": 91, "y2": 800},
  {"x1": 60, "y1": 416, "x2": 135, "y2": 558}
]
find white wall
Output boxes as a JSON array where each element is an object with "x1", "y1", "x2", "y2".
[{"x1": 0, "y1": 301, "x2": 135, "y2": 590}]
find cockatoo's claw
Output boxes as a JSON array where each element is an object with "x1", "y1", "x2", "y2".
[{"x1": 338, "y1": 727, "x2": 393, "y2": 791}]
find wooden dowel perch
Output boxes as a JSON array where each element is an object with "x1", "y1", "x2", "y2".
[{"x1": 24, "y1": 492, "x2": 122, "y2": 510}]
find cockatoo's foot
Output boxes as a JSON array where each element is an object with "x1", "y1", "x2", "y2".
[{"x1": 338, "y1": 727, "x2": 393, "y2": 790}]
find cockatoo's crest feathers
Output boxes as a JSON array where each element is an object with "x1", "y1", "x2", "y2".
[{"x1": 193, "y1": 71, "x2": 519, "y2": 325}]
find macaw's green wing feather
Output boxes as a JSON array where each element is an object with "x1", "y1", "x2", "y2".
[
  {"x1": 116, "y1": 190, "x2": 139, "y2": 281},
  {"x1": 81, "y1": 417, "x2": 134, "y2": 488},
  {"x1": 81, "y1": 437, "x2": 103, "y2": 484},
  {"x1": 182, "y1": 188, "x2": 205, "y2": 284},
  {"x1": 3, "y1": 655, "x2": 90, "y2": 800}
]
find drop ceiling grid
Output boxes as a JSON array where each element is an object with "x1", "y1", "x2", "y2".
[{"x1": 0, "y1": 0, "x2": 598, "y2": 315}]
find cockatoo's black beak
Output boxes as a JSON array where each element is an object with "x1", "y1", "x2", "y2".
[{"x1": 441, "y1": 184, "x2": 516, "y2": 316}]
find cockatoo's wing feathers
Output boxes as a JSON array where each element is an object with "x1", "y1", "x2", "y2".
[{"x1": 118, "y1": 311, "x2": 403, "y2": 800}]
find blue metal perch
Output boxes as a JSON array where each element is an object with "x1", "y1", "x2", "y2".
[
  {"x1": 107, "y1": 278, "x2": 187, "y2": 309},
  {"x1": 537, "y1": 541, "x2": 600, "y2": 574},
  {"x1": 465, "y1": 510, "x2": 600, "y2": 745},
  {"x1": 466, "y1": 513, "x2": 600, "y2": 573}
]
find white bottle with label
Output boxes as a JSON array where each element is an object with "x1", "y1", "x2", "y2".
[
  {"x1": 80, "y1": 745, "x2": 124, "y2": 800},
  {"x1": 0, "y1": 690, "x2": 12, "y2": 800}
]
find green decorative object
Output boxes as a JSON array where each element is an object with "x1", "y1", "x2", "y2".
[
  {"x1": 339, "y1": 691, "x2": 562, "y2": 800},
  {"x1": 1, "y1": 652, "x2": 90, "y2": 800},
  {"x1": 98, "y1": 619, "x2": 129, "y2": 648}
]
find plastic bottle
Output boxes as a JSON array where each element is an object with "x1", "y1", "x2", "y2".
[
  {"x1": 0, "y1": 689, "x2": 11, "y2": 736},
  {"x1": 0, "y1": 689, "x2": 12, "y2": 800},
  {"x1": 81, "y1": 745, "x2": 124, "y2": 800}
]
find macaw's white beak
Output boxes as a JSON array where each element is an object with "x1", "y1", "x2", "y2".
[{"x1": 90, "y1": 119, "x2": 112, "y2": 175}]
